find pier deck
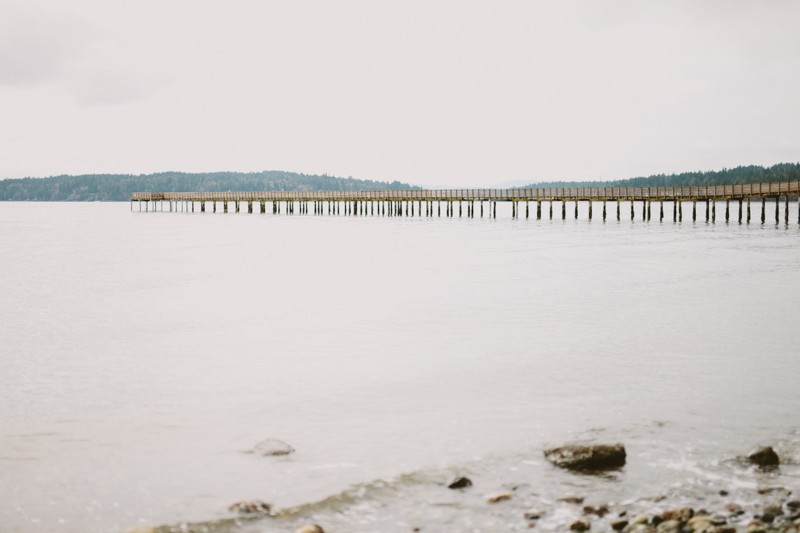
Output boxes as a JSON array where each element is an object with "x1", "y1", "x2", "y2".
[{"x1": 132, "y1": 180, "x2": 800, "y2": 223}]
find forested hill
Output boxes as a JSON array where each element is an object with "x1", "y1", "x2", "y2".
[
  {"x1": 526, "y1": 163, "x2": 800, "y2": 188},
  {"x1": 0, "y1": 171, "x2": 419, "y2": 201}
]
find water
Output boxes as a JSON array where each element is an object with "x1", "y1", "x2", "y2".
[{"x1": 1, "y1": 201, "x2": 799, "y2": 533}]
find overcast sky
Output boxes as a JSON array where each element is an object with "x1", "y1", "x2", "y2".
[{"x1": 1, "y1": 1, "x2": 798, "y2": 187}]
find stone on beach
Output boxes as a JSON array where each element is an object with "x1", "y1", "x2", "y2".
[
  {"x1": 251, "y1": 438, "x2": 295, "y2": 456},
  {"x1": 570, "y1": 518, "x2": 591, "y2": 531},
  {"x1": 486, "y1": 491, "x2": 514, "y2": 504},
  {"x1": 228, "y1": 500, "x2": 272, "y2": 514},
  {"x1": 544, "y1": 443, "x2": 626, "y2": 471},
  {"x1": 295, "y1": 525, "x2": 324, "y2": 533},
  {"x1": 447, "y1": 476, "x2": 472, "y2": 489},
  {"x1": 747, "y1": 446, "x2": 779, "y2": 467}
]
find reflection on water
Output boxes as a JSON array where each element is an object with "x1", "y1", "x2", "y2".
[{"x1": 0, "y1": 202, "x2": 799, "y2": 532}]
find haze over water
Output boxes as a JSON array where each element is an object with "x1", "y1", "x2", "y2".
[{"x1": 1, "y1": 202, "x2": 799, "y2": 532}]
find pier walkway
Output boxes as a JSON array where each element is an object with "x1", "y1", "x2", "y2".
[{"x1": 132, "y1": 180, "x2": 800, "y2": 223}]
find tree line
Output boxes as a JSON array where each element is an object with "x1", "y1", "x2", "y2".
[
  {"x1": 0, "y1": 171, "x2": 419, "y2": 201},
  {"x1": 525, "y1": 163, "x2": 800, "y2": 188}
]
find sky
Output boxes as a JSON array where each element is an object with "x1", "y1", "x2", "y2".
[{"x1": 1, "y1": 1, "x2": 799, "y2": 187}]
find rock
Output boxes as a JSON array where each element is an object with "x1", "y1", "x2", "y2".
[
  {"x1": 660, "y1": 507, "x2": 693, "y2": 523},
  {"x1": 486, "y1": 491, "x2": 514, "y2": 504},
  {"x1": 127, "y1": 527, "x2": 158, "y2": 533},
  {"x1": 583, "y1": 505, "x2": 609, "y2": 517},
  {"x1": 757, "y1": 513, "x2": 775, "y2": 524},
  {"x1": 788, "y1": 501, "x2": 800, "y2": 511},
  {"x1": 544, "y1": 443, "x2": 626, "y2": 471},
  {"x1": 447, "y1": 476, "x2": 472, "y2": 489},
  {"x1": 295, "y1": 526, "x2": 324, "y2": 533},
  {"x1": 656, "y1": 520, "x2": 681, "y2": 533},
  {"x1": 745, "y1": 520, "x2": 767, "y2": 533},
  {"x1": 611, "y1": 519, "x2": 629, "y2": 531},
  {"x1": 725, "y1": 503, "x2": 744, "y2": 515},
  {"x1": 757, "y1": 487, "x2": 790, "y2": 497},
  {"x1": 524, "y1": 511, "x2": 544, "y2": 521},
  {"x1": 763, "y1": 503, "x2": 783, "y2": 516},
  {"x1": 709, "y1": 515, "x2": 728, "y2": 526},
  {"x1": 748, "y1": 446, "x2": 779, "y2": 467},
  {"x1": 228, "y1": 500, "x2": 272, "y2": 514},
  {"x1": 560, "y1": 496, "x2": 586, "y2": 505},
  {"x1": 686, "y1": 516, "x2": 712, "y2": 532},
  {"x1": 251, "y1": 438, "x2": 295, "y2": 456},
  {"x1": 629, "y1": 515, "x2": 650, "y2": 527},
  {"x1": 569, "y1": 518, "x2": 591, "y2": 531}
]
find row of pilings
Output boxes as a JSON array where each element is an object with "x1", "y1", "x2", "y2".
[{"x1": 132, "y1": 196, "x2": 800, "y2": 224}]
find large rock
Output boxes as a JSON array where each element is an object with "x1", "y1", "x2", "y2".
[
  {"x1": 251, "y1": 438, "x2": 295, "y2": 456},
  {"x1": 747, "y1": 446, "x2": 779, "y2": 467},
  {"x1": 544, "y1": 443, "x2": 626, "y2": 471}
]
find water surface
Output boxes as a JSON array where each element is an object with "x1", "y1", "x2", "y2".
[{"x1": 1, "y1": 202, "x2": 799, "y2": 532}]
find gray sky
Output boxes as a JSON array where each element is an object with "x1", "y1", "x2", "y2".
[{"x1": 1, "y1": 0, "x2": 798, "y2": 187}]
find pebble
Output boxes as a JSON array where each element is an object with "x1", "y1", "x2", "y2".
[
  {"x1": 611, "y1": 519, "x2": 629, "y2": 531},
  {"x1": 227, "y1": 500, "x2": 272, "y2": 514},
  {"x1": 569, "y1": 518, "x2": 591, "y2": 531},
  {"x1": 447, "y1": 476, "x2": 472, "y2": 490},
  {"x1": 656, "y1": 519, "x2": 681, "y2": 533},
  {"x1": 251, "y1": 438, "x2": 295, "y2": 456},
  {"x1": 583, "y1": 505, "x2": 609, "y2": 517},
  {"x1": 660, "y1": 507, "x2": 693, "y2": 522},
  {"x1": 486, "y1": 492, "x2": 514, "y2": 504},
  {"x1": 295, "y1": 526, "x2": 324, "y2": 533}
]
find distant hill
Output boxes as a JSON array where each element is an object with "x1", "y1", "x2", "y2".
[
  {"x1": 524, "y1": 163, "x2": 800, "y2": 188},
  {"x1": 0, "y1": 171, "x2": 420, "y2": 201}
]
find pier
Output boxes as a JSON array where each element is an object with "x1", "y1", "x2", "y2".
[{"x1": 132, "y1": 181, "x2": 800, "y2": 224}]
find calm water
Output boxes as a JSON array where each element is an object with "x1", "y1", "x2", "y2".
[{"x1": 1, "y1": 201, "x2": 799, "y2": 533}]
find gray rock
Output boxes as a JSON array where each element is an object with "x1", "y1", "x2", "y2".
[
  {"x1": 544, "y1": 443, "x2": 626, "y2": 471},
  {"x1": 748, "y1": 446, "x2": 779, "y2": 467},
  {"x1": 251, "y1": 438, "x2": 295, "y2": 456}
]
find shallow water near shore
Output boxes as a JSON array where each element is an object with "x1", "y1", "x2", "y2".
[{"x1": 1, "y1": 201, "x2": 799, "y2": 532}]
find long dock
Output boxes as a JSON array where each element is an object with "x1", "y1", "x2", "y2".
[{"x1": 132, "y1": 180, "x2": 800, "y2": 223}]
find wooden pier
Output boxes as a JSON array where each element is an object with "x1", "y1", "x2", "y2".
[{"x1": 132, "y1": 181, "x2": 800, "y2": 224}]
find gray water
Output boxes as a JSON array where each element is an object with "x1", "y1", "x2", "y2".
[{"x1": 1, "y1": 202, "x2": 799, "y2": 533}]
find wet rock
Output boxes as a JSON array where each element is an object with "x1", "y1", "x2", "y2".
[
  {"x1": 560, "y1": 496, "x2": 585, "y2": 505},
  {"x1": 748, "y1": 446, "x2": 779, "y2": 468},
  {"x1": 745, "y1": 520, "x2": 767, "y2": 533},
  {"x1": 687, "y1": 516, "x2": 719, "y2": 532},
  {"x1": 295, "y1": 526, "x2": 324, "y2": 533},
  {"x1": 660, "y1": 507, "x2": 693, "y2": 522},
  {"x1": 524, "y1": 511, "x2": 544, "y2": 521},
  {"x1": 569, "y1": 518, "x2": 591, "y2": 531},
  {"x1": 447, "y1": 476, "x2": 472, "y2": 489},
  {"x1": 656, "y1": 519, "x2": 681, "y2": 533},
  {"x1": 611, "y1": 519, "x2": 629, "y2": 531},
  {"x1": 251, "y1": 438, "x2": 295, "y2": 456},
  {"x1": 719, "y1": 490, "x2": 729, "y2": 497},
  {"x1": 763, "y1": 503, "x2": 783, "y2": 516},
  {"x1": 650, "y1": 515, "x2": 664, "y2": 526},
  {"x1": 486, "y1": 491, "x2": 514, "y2": 504},
  {"x1": 710, "y1": 515, "x2": 728, "y2": 526},
  {"x1": 228, "y1": 500, "x2": 272, "y2": 514},
  {"x1": 757, "y1": 513, "x2": 775, "y2": 524},
  {"x1": 583, "y1": 505, "x2": 609, "y2": 517},
  {"x1": 544, "y1": 443, "x2": 626, "y2": 471},
  {"x1": 725, "y1": 503, "x2": 744, "y2": 516},
  {"x1": 758, "y1": 487, "x2": 790, "y2": 496},
  {"x1": 788, "y1": 501, "x2": 800, "y2": 511},
  {"x1": 629, "y1": 514, "x2": 650, "y2": 527}
]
